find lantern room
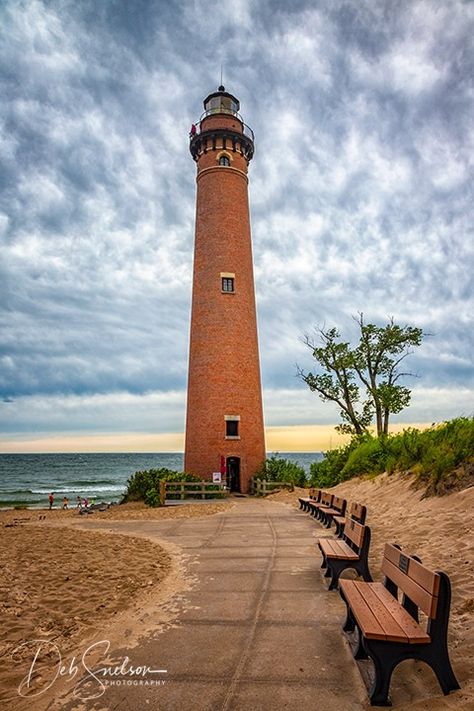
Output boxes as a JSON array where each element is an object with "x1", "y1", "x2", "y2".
[{"x1": 203, "y1": 86, "x2": 240, "y2": 116}]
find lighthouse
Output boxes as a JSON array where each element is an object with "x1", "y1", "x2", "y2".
[{"x1": 184, "y1": 86, "x2": 265, "y2": 494}]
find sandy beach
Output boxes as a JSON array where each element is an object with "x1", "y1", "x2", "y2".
[
  {"x1": 1, "y1": 482, "x2": 474, "y2": 709},
  {"x1": 0, "y1": 501, "x2": 232, "y2": 709}
]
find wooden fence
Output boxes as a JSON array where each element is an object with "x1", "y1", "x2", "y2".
[
  {"x1": 160, "y1": 481, "x2": 229, "y2": 506},
  {"x1": 249, "y1": 479, "x2": 294, "y2": 496}
]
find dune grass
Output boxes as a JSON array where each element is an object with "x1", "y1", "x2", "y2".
[{"x1": 310, "y1": 417, "x2": 474, "y2": 495}]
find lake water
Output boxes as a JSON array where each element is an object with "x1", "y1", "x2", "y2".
[{"x1": 0, "y1": 452, "x2": 324, "y2": 508}]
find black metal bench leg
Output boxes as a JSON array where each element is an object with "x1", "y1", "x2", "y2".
[
  {"x1": 319, "y1": 549, "x2": 327, "y2": 568},
  {"x1": 361, "y1": 562, "x2": 373, "y2": 582},
  {"x1": 424, "y1": 646, "x2": 460, "y2": 695},
  {"x1": 365, "y1": 642, "x2": 398, "y2": 706},
  {"x1": 328, "y1": 561, "x2": 344, "y2": 590},
  {"x1": 342, "y1": 604, "x2": 355, "y2": 632},
  {"x1": 354, "y1": 626, "x2": 368, "y2": 660},
  {"x1": 355, "y1": 559, "x2": 373, "y2": 583}
]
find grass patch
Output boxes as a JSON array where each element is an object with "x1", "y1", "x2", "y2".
[{"x1": 309, "y1": 417, "x2": 474, "y2": 495}]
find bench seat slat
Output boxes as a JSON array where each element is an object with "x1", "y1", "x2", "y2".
[
  {"x1": 340, "y1": 580, "x2": 431, "y2": 644},
  {"x1": 319, "y1": 538, "x2": 358, "y2": 560},
  {"x1": 349, "y1": 581, "x2": 409, "y2": 642},
  {"x1": 370, "y1": 583, "x2": 431, "y2": 644},
  {"x1": 319, "y1": 538, "x2": 341, "y2": 556},
  {"x1": 339, "y1": 579, "x2": 387, "y2": 639}
]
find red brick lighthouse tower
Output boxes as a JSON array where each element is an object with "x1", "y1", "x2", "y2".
[{"x1": 185, "y1": 86, "x2": 265, "y2": 493}]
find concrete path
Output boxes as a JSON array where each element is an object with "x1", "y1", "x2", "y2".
[{"x1": 71, "y1": 499, "x2": 368, "y2": 710}]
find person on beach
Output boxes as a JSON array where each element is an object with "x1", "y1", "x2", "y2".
[
  {"x1": 76, "y1": 496, "x2": 82, "y2": 509},
  {"x1": 48, "y1": 492, "x2": 54, "y2": 510},
  {"x1": 84, "y1": 497, "x2": 89, "y2": 508},
  {"x1": 63, "y1": 496, "x2": 69, "y2": 509}
]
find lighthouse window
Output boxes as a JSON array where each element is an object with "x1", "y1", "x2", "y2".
[
  {"x1": 222, "y1": 277, "x2": 234, "y2": 293},
  {"x1": 219, "y1": 155, "x2": 231, "y2": 166},
  {"x1": 226, "y1": 420, "x2": 239, "y2": 437}
]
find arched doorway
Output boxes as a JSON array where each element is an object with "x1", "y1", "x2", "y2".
[{"x1": 226, "y1": 457, "x2": 241, "y2": 493}]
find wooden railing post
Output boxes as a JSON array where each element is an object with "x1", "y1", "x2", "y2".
[
  {"x1": 160, "y1": 480, "x2": 166, "y2": 506},
  {"x1": 201, "y1": 482, "x2": 205, "y2": 500}
]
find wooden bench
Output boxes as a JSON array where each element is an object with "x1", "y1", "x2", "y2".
[
  {"x1": 333, "y1": 501, "x2": 367, "y2": 538},
  {"x1": 308, "y1": 491, "x2": 333, "y2": 520},
  {"x1": 339, "y1": 543, "x2": 460, "y2": 706},
  {"x1": 298, "y1": 488, "x2": 321, "y2": 513},
  {"x1": 317, "y1": 519, "x2": 372, "y2": 590},
  {"x1": 319, "y1": 495, "x2": 347, "y2": 529}
]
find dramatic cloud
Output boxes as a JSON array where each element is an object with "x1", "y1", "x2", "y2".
[{"x1": 1, "y1": 0, "x2": 473, "y2": 444}]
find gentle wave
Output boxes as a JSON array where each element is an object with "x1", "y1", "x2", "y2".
[
  {"x1": 30, "y1": 485, "x2": 125, "y2": 494},
  {"x1": 66, "y1": 479, "x2": 120, "y2": 486}
]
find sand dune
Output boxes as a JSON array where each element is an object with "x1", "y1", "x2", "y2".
[{"x1": 274, "y1": 473, "x2": 474, "y2": 709}]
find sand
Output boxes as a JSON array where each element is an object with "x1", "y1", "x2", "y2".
[
  {"x1": 2, "y1": 481, "x2": 474, "y2": 709},
  {"x1": 272, "y1": 474, "x2": 474, "y2": 709},
  {"x1": 0, "y1": 500, "x2": 231, "y2": 709}
]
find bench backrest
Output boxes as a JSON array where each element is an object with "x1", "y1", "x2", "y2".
[
  {"x1": 349, "y1": 501, "x2": 367, "y2": 524},
  {"x1": 344, "y1": 519, "x2": 366, "y2": 550},
  {"x1": 320, "y1": 492, "x2": 333, "y2": 506},
  {"x1": 382, "y1": 543, "x2": 440, "y2": 618},
  {"x1": 310, "y1": 488, "x2": 321, "y2": 502},
  {"x1": 331, "y1": 495, "x2": 347, "y2": 514}
]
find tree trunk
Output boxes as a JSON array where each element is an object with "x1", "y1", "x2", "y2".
[{"x1": 375, "y1": 406, "x2": 383, "y2": 437}]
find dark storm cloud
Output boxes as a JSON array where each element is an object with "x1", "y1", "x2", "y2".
[{"x1": 0, "y1": 0, "x2": 473, "y2": 436}]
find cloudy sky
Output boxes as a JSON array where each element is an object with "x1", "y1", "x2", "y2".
[{"x1": 1, "y1": 0, "x2": 473, "y2": 452}]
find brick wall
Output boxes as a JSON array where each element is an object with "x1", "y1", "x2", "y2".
[{"x1": 184, "y1": 114, "x2": 266, "y2": 493}]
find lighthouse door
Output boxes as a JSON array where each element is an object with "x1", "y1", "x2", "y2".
[{"x1": 226, "y1": 457, "x2": 241, "y2": 493}]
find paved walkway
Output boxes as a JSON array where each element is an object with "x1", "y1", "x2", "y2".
[{"x1": 70, "y1": 499, "x2": 368, "y2": 710}]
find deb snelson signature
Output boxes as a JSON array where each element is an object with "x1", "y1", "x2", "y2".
[{"x1": 11, "y1": 639, "x2": 168, "y2": 700}]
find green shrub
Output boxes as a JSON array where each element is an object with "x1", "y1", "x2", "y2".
[
  {"x1": 309, "y1": 417, "x2": 474, "y2": 495},
  {"x1": 254, "y1": 455, "x2": 307, "y2": 487},
  {"x1": 122, "y1": 468, "x2": 201, "y2": 506},
  {"x1": 144, "y1": 487, "x2": 162, "y2": 507},
  {"x1": 340, "y1": 436, "x2": 387, "y2": 479},
  {"x1": 309, "y1": 438, "x2": 360, "y2": 488}
]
